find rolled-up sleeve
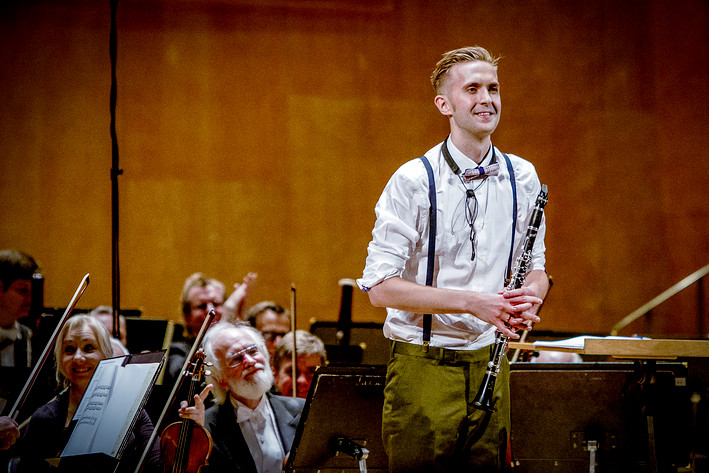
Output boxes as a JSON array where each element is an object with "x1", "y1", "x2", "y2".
[{"x1": 357, "y1": 161, "x2": 430, "y2": 292}]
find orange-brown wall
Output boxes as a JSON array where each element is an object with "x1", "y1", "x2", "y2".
[{"x1": 1, "y1": 0, "x2": 707, "y2": 337}]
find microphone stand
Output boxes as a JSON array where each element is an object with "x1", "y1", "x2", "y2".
[
  {"x1": 290, "y1": 284, "x2": 297, "y2": 397},
  {"x1": 109, "y1": 0, "x2": 123, "y2": 339}
]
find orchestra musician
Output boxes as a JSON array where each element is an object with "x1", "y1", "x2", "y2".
[
  {"x1": 0, "y1": 417, "x2": 19, "y2": 451},
  {"x1": 272, "y1": 330, "x2": 327, "y2": 398},
  {"x1": 178, "y1": 321, "x2": 304, "y2": 473},
  {"x1": 357, "y1": 46, "x2": 548, "y2": 472},
  {"x1": 166, "y1": 272, "x2": 256, "y2": 390},
  {"x1": 0, "y1": 250, "x2": 39, "y2": 412},
  {"x1": 15, "y1": 314, "x2": 162, "y2": 472},
  {"x1": 244, "y1": 301, "x2": 291, "y2": 366}
]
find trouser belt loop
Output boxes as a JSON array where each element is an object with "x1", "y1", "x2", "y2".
[{"x1": 442, "y1": 348, "x2": 456, "y2": 365}]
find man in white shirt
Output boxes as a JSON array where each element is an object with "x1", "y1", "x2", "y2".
[
  {"x1": 192, "y1": 322, "x2": 304, "y2": 473},
  {"x1": 358, "y1": 46, "x2": 548, "y2": 472},
  {"x1": 0, "y1": 250, "x2": 39, "y2": 418},
  {"x1": 0, "y1": 250, "x2": 37, "y2": 370}
]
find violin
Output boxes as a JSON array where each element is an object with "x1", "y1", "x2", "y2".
[{"x1": 160, "y1": 349, "x2": 213, "y2": 473}]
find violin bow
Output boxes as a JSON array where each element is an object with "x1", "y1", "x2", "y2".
[
  {"x1": 133, "y1": 307, "x2": 216, "y2": 473},
  {"x1": 8, "y1": 273, "x2": 90, "y2": 421},
  {"x1": 290, "y1": 284, "x2": 297, "y2": 398}
]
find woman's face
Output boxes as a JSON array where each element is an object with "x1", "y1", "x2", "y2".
[{"x1": 60, "y1": 325, "x2": 106, "y2": 391}]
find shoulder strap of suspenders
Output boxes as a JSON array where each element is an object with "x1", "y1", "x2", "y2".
[
  {"x1": 418, "y1": 156, "x2": 436, "y2": 348},
  {"x1": 418, "y1": 151, "x2": 517, "y2": 347}
]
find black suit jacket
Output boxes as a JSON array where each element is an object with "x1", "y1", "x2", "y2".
[{"x1": 204, "y1": 392, "x2": 305, "y2": 473}]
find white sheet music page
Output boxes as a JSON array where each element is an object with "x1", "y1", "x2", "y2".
[
  {"x1": 533, "y1": 335, "x2": 650, "y2": 350},
  {"x1": 61, "y1": 353, "x2": 162, "y2": 458}
]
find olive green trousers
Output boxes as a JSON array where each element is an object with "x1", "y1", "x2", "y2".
[{"x1": 382, "y1": 341, "x2": 510, "y2": 473}]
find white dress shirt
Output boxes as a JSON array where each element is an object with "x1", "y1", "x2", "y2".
[
  {"x1": 232, "y1": 395, "x2": 285, "y2": 473},
  {"x1": 0, "y1": 321, "x2": 21, "y2": 366},
  {"x1": 358, "y1": 140, "x2": 546, "y2": 350}
]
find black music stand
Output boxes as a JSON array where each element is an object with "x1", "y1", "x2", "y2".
[
  {"x1": 285, "y1": 365, "x2": 388, "y2": 473},
  {"x1": 310, "y1": 321, "x2": 389, "y2": 365},
  {"x1": 509, "y1": 362, "x2": 691, "y2": 473}
]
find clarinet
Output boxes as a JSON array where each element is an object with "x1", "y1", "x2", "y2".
[{"x1": 472, "y1": 184, "x2": 548, "y2": 411}]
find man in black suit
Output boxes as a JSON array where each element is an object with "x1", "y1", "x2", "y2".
[{"x1": 180, "y1": 321, "x2": 303, "y2": 473}]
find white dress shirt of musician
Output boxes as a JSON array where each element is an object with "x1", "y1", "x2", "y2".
[
  {"x1": 199, "y1": 322, "x2": 295, "y2": 473},
  {"x1": 357, "y1": 138, "x2": 547, "y2": 350}
]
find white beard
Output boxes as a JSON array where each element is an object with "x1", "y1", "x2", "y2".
[{"x1": 228, "y1": 363, "x2": 274, "y2": 400}]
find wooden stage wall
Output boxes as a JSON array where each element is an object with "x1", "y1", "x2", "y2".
[{"x1": 1, "y1": 0, "x2": 708, "y2": 337}]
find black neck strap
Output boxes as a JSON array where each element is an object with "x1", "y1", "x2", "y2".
[
  {"x1": 418, "y1": 139, "x2": 518, "y2": 346},
  {"x1": 441, "y1": 136, "x2": 497, "y2": 175}
]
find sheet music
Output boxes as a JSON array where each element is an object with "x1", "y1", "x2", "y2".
[
  {"x1": 62, "y1": 352, "x2": 163, "y2": 459},
  {"x1": 533, "y1": 335, "x2": 650, "y2": 350}
]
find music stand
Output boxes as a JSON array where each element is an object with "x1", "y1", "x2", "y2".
[
  {"x1": 285, "y1": 365, "x2": 388, "y2": 472},
  {"x1": 509, "y1": 362, "x2": 691, "y2": 473}
]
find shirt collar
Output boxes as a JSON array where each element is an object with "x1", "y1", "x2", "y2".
[
  {"x1": 446, "y1": 138, "x2": 495, "y2": 169},
  {"x1": 0, "y1": 321, "x2": 21, "y2": 341},
  {"x1": 231, "y1": 394, "x2": 269, "y2": 424}
]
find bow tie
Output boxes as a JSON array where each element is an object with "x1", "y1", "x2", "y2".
[
  {"x1": 0, "y1": 323, "x2": 20, "y2": 342},
  {"x1": 462, "y1": 162, "x2": 499, "y2": 182},
  {"x1": 237, "y1": 406, "x2": 266, "y2": 425}
]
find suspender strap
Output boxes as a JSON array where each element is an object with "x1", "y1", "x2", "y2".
[
  {"x1": 418, "y1": 150, "x2": 517, "y2": 346},
  {"x1": 419, "y1": 156, "x2": 436, "y2": 347},
  {"x1": 502, "y1": 153, "x2": 517, "y2": 283}
]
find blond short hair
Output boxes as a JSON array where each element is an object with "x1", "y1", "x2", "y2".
[
  {"x1": 430, "y1": 46, "x2": 500, "y2": 93},
  {"x1": 180, "y1": 272, "x2": 225, "y2": 316},
  {"x1": 54, "y1": 315, "x2": 112, "y2": 388},
  {"x1": 272, "y1": 330, "x2": 327, "y2": 371}
]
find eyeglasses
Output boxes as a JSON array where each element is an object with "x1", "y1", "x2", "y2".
[
  {"x1": 192, "y1": 301, "x2": 224, "y2": 311},
  {"x1": 226, "y1": 344, "x2": 260, "y2": 368},
  {"x1": 262, "y1": 331, "x2": 288, "y2": 343},
  {"x1": 464, "y1": 188, "x2": 479, "y2": 261}
]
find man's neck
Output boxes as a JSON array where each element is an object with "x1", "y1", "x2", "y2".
[
  {"x1": 449, "y1": 130, "x2": 492, "y2": 164},
  {"x1": 0, "y1": 315, "x2": 17, "y2": 330},
  {"x1": 232, "y1": 393, "x2": 262, "y2": 410}
]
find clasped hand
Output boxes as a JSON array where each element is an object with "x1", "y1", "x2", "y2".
[{"x1": 478, "y1": 287, "x2": 542, "y2": 338}]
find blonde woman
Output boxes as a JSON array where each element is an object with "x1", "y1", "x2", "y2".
[{"x1": 16, "y1": 315, "x2": 161, "y2": 472}]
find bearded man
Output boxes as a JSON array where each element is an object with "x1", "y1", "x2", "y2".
[{"x1": 187, "y1": 322, "x2": 304, "y2": 473}]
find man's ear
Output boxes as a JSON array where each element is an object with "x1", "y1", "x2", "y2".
[{"x1": 434, "y1": 94, "x2": 452, "y2": 117}]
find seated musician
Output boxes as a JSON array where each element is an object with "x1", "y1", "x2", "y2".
[
  {"x1": 15, "y1": 314, "x2": 162, "y2": 472},
  {"x1": 272, "y1": 330, "x2": 327, "y2": 399},
  {"x1": 178, "y1": 321, "x2": 305, "y2": 473},
  {"x1": 0, "y1": 417, "x2": 19, "y2": 450}
]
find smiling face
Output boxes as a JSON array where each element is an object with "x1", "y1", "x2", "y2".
[
  {"x1": 434, "y1": 60, "x2": 501, "y2": 146},
  {"x1": 59, "y1": 325, "x2": 107, "y2": 393},
  {"x1": 212, "y1": 327, "x2": 273, "y2": 403}
]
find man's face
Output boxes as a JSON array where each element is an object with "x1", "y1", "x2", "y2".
[
  {"x1": 436, "y1": 61, "x2": 501, "y2": 142},
  {"x1": 0, "y1": 279, "x2": 32, "y2": 328},
  {"x1": 185, "y1": 284, "x2": 224, "y2": 337},
  {"x1": 275, "y1": 352, "x2": 323, "y2": 398},
  {"x1": 256, "y1": 310, "x2": 290, "y2": 360},
  {"x1": 213, "y1": 329, "x2": 273, "y2": 401}
]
